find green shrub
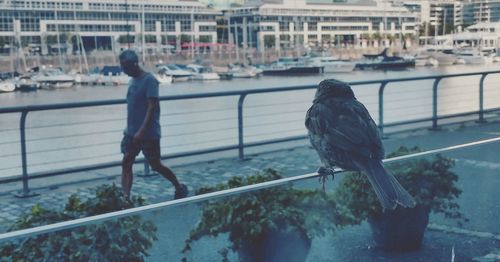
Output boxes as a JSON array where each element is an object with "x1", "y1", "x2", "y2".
[
  {"x1": 182, "y1": 168, "x2": 352, "y2": 261},
  {"x1": 0, "y1": 184, "x2": 157, "y2": 262},
  {"x1": 334, "y1": 146, "x2": 467, "y2": 225}
]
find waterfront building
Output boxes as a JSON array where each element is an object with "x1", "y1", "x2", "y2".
[
  {"x1": 453, "y1": 21, "x2": 500, "y2": 51},
  {"x1": 403, "y1": 1, "x2": 463, "y2": 36},
  {"x1": 224, "y1": 0, "x2": 418, "y2": 51},
  {"x1": 418, "y1": 21, "x2": 500, "y2": 52},
  {"x1": 0, "y1": 0, "x2": 220, "y2": 55},
  {"x1": 462, "y1": 1, "x2": 476, "y2": 26},
  {"x1": 462, "y1": 0, "x2": 500, "y2": 25}
]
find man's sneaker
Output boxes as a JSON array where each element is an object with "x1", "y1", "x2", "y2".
[{"x1": 174, "y1": 184, "x2": 189, "y2": 199}]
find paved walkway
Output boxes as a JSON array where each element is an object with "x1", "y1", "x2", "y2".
[{"x1": 1, "y1": 119, "x2": 500, "y2": 261}]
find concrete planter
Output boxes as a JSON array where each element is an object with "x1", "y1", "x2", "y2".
[
  {"x1": 368, "y1": 205, "x2": 431, "y2": 252},
  {"x1": 238, "y1": 229, "x2": 312, "y2": 262}
]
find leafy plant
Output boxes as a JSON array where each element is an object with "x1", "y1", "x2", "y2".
[
  {"x1": 0, "y1": 184, "x2": 157, "y2": 262},
  {"x1": 334, "y1": 146, "x2": 468, "y2": 226},
  {"x1": 181, "y1": 168, "x2": 351, "y2": 261}
]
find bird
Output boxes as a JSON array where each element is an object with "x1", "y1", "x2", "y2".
[{"x1": 305, "y1": 79, "x2": 416, "y2": 210}]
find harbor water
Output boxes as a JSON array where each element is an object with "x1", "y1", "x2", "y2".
[{"x1": 1, "y1": 64, "x2": 500, "y2": 178}]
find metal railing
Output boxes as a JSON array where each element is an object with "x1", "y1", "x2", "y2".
[
  {"x1": 1, "y1": 70, "x2": 500, "y2": 197},
  {"x1": 1, "y1": 135, "x2": 499, "y2": 242}
]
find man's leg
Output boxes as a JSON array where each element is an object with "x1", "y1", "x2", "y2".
[
  {"x1": 121, "y1": 135, "x2": 139, "y2": 198},
  {"x1": 148, "y1": 158, "x2": 181, "y2": 189},
  {"x1": 144, "y1": 139, "x2": 187, "y2": 199},
  {"x1": 121, "y1": 153, "x2": 136, "y2": 198}
]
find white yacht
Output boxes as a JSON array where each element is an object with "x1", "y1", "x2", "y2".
[
  {"x1": 71, "y1": 72, "x2": 102, "y2": 85},
  {"x1": 417, "y1": 36, "x2": 457, "y2": 66},
  {"x1": 156, "y1": 64, "x2": 192, "y2": 82},
  {"x1": 31, "y1": 68, "x2": 75, "y2": 88},
  {"x1": 414, "y1": 54, "x2": 439, "y2": 67},
  {"x1": 309, "y1": 57, "x2": 355, "y2": 73},
  {"x1": 14, "y1": 75, "x2": 41, "y2": 91},
  {"x1": 261, "y1": 57, "x2": 323, "y2": 75},
  {"x1": 453, "y1": 48, "x2": 491, "y2": 65},
  {"x1": 154, "y1": 70, "x2": 173, "y2": 85},
  {"x1": 186, "y1": 64, "x2": 220, "y2": 81},
  {"x1": 228, "y1": 64, "x2": 262, "y2": 78},
  {"x1": 98, "y1": 66, "x2": 131, "y2": 86}
]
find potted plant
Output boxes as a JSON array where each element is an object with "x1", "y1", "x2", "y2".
[
  {"x1": 181, "y1": 168, "x2": 352, "y2": 262},
  {"x1": 0, "y1": 184, "x2": 157, "y2": 261},
  {"x1": 334, "y1": 146, "x2": 467, "y2": 252}
]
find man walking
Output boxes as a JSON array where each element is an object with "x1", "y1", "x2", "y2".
[{"x1": 119, "y1": 49, "x2": 188, "y2": 200}]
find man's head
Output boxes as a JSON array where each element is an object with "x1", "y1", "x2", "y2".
[{"x1": 119, "y1": 49, "x2": 141, "y2": 77}]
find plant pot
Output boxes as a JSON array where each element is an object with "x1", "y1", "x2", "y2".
[
  {"x1": 368, "y1": 205, "x2": 431, "y2": 252},
  {"x1": 238, "y1": 229, "x2": 312, "y2": 262}
]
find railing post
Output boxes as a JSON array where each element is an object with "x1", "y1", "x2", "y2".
[
  {"x1": 477, "y1": 73, "x2": 488, "y2": 123},
  {"x1": 139, "y1": 160, "x2": 155, "y2": 177},
  {"x1": 378, "y1": 81, "x2": 388, "y2": 138},
  {"x1": 431, "y1": 77, "x2": 442, "y2": 130},
  {"x1": 238, "y1": 93, "x2": 247, "y2": 160},
  {"x1": 15, "y1": 111, "x2": 39, "y2": 198}
]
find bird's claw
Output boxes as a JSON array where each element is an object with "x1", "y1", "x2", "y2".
[{"x1": 317, "y1": 166, "x2": 335, "y2": 191}]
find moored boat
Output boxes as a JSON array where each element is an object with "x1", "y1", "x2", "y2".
[
  {"x1": 187, "y1": 64, "x2": 220, "y2": 81},
  {"x1": 0, "y1": 79, "x2": 16, "y2": 93},
  {"x1": 14, "y1": 76, "x2": 41, "y2": 91},
  {"x1": 309, "y1": 57, "x2": 355, "y2": 73},
  {"x1": 261, "y1": 57, "x2": 323, "y2": 76},
  {"x1": 355, "y1": 49, "x2": 415, "y2": 70},
  {"x1": 155, "y1": 64, "x2": 192, "y2": 82},
  {"x1": 31, "y1": 68, "x2": 75, "y2": 88}
]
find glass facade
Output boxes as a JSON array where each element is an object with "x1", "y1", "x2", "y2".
[{"x1": 0, "y1": 0, "x2": 219, "y2": 52}]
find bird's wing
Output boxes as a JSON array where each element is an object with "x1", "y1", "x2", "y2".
[{"x1": 305, "y1": 98, "x2": 383, "y2": 160}]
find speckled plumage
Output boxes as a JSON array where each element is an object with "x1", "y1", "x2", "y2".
[{"x1": 305, "y1": 79, "x2": 415, "y2": 210}]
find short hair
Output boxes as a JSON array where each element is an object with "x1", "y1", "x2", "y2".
[{"x1": 119, "y1": 49, "x2": 139, "y2": 63}]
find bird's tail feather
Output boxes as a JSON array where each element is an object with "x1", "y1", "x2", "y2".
[{"x1": 358, "y1": 159, "x2": 416, "y2": 210}]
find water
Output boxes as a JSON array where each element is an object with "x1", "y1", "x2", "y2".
[{"x1": 1, "y1": 64, "x2": 500, "y2": 178}]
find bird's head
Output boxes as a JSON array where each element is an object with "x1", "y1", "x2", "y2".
[{"x1": 314, "y1": 79, "x2": 355, "y2": 101}]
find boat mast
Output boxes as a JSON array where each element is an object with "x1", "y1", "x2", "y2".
[
  {"x1": 227, "y1": 9, "x2": 232, "y2": 64},
  {"x1": 11, "y1": 1, "x2": 27, "y2": 75},
  {"x1": 125, "y1": 0, "x2": 130, "y2": 49},
  {"x1": 191, "y1": 7, "x2": 194, "y2": 61},
  {"x1": 54, "y1": 9, "x2": 65, "y2": 71},
  {"x1": 77, "y1": 28, "x2": 89, "y2": 74},
  {"x1": 141, "y1": 3, "x2": 145, "y2": 64}
]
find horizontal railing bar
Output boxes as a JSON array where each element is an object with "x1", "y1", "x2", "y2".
[
  {"x1": 383, "y1": 107, "x2": 500, "y2": 128},
  {"x1": 1, "y1": 136, "x2": 499, "y2": 242},
  {"x1": 244, "y1": 135, "x2": 308, "y2": 148},
  {"x1": 384, "y1": 136, "x2": 500, "y2": 163},
  {"x1": 2, "y1": 70, "x2": 499, "y2": 114},
  {"x1": 0, "y1": 145, "x2": 242, "y2": 184},
  {"x1": 2, "y1": 104, "x2": 500, "y2": 184},
  {"x1": 0, "y1": 134, "x2": 307, "y2": 184}
]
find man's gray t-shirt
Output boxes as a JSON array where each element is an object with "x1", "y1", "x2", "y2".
[{"x1": 125, "y1": 72, "x2": 161, "y2": 140}]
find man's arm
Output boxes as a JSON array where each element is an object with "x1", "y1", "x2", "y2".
[{"x1": 133, "y1": 97, "x2": 159, "y2": 143}]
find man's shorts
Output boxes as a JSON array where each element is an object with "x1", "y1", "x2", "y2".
[{"x1": 121, "y1": 135, "x2": 161, "y2": 162}]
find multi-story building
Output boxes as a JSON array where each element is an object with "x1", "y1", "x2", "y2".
[
  {"x1": 403, "y1": 0, "x2": 463, "y2": 36},
  {"x1": 0, "y1": 0, "x2": 220, "y2": 55},
  {"x1": 462, "y1": 0, "x2": 500, "y2": 25},
  {"x1": 453, "y1": 21, "x2": 500, "y2": 51},
  {"x1": 224, "y1": 0, "x2": 418, "y2": 51}
]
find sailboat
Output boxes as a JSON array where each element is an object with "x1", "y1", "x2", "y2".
[
  {"x1": 70, "y1": 28, "x2": 101, "y2": 85},
  {"x1": 3, "y1": 18, "x2": 37, "y2": 92}
]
